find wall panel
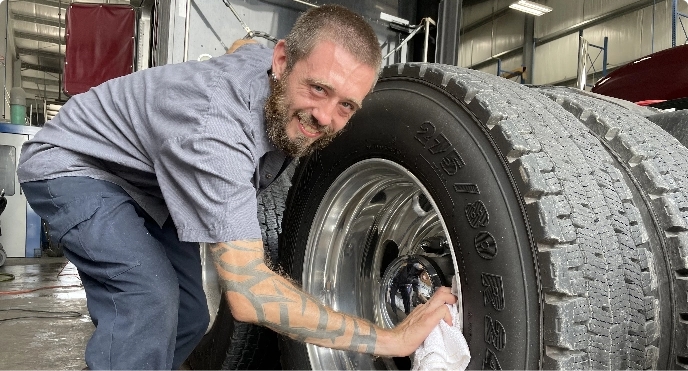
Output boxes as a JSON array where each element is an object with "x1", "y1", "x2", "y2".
[
  {"x1": 462, "y1": 0, "x2": 514, "y2": 24},
  {"x1": 458, "y1": 7, "x2": 525, "y2": 69},
  {"x1": 582, "y1": 0, "x2": 640, "y2": 20},
  {"x1": 461, "y1": 0, "x2": 497, "y2": 24},
  {"x1": 533, "y1": 32, "x2": 578, "y2": 84},
  {"x1": 672, "y1": 0, "x2": 688, "y2": 46},
  {"x1": 460, "y1": 22, "x2": 494, "y2": 67},
  {"x1": 494, "y1": 11, "x2": 525, "y2": 54},
  {"x1": 497, "y1": 53, "x2": 524, "y2": 77},
  {"x1": 584, "y1": 11, "x2": 643, "y2": 72},
  {"x1": 535, "y1": 0, "x2": 584, "y2": 38},
  {"x1": 0, "y1": 2, "x2": 16, "y2": 119},
  {"x1": 477, "y1": 62, "x2": 498, "y2": 75},
  {"x1": 459, "y1": 33, "x2": 475, "y2": 67},
  {"x1": 650, "y1": 1, "x2": 675, "y2": 52}
]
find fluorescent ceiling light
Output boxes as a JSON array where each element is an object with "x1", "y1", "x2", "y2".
[{"x1": 509, "y1": 0, "x2": 553, "y2": 16}]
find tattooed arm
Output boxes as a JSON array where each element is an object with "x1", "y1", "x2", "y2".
[{"x1": 210, "y1": 239, "x2": 457, "y2": 357}]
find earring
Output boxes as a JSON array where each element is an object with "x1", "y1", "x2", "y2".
[{"x1": 271, "y1": 73, "x2": 278, "y2": 82}]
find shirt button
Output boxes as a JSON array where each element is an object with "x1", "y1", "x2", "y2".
[{"x1": 266, "y1": 173, "x2": 273, "y2": 179}]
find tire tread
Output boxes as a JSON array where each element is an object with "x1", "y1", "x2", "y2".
[
  {"x1": 538, "y1": 86, "x2": 687, "y2": 369},
  {"x1": 382, "y1": 64, "x2": 658, "y2": 370}
]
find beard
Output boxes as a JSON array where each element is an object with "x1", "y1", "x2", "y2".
[{"x1": 264, "y1": 71, "x2": 341, "y2": 158}]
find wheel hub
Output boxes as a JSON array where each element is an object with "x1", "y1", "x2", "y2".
[
  {"x1": 299, "y1": 159, "x2": 461, "y2": 370},
  {"x1": 379, "y1": 254, "x2": 449, "y2": 328}
]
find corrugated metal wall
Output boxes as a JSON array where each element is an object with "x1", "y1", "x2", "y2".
[
  {"x1": 155, "y1": 0, "x2": 406, "y2": 67},
  {"x1": 459, "y1": 0, "x2": 688, "y2": 86}
]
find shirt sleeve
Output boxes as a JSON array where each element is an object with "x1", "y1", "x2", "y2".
[{"x1": 154, "y1": 68, "x2": 262, "y2": 243}]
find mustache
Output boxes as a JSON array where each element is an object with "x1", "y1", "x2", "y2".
[{"x1": 296, "y1": 111, "x2": 334, "y2": 135}]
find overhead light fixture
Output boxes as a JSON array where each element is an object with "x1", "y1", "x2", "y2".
[{"x1": 509, "y1": 0, "x2": 553, "y2": 16}]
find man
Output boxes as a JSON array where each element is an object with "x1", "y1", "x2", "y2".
[
  {"x1": 18, "y1": 5, "x2": 456, "y2": 369},
  {"x1": 390, "y1": 260, "x2": 428, "y2": 317}
]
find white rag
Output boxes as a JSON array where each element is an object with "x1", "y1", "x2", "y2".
[{"x1": 412, "y1": 276, "x2": 470, "y2": 371}]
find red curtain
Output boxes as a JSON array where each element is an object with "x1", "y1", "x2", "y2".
[{"x1": 63, "y1": 4, "x2": 136, "y2": 96}]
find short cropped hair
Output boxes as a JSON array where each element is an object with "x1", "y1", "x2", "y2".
[{"x1": 284, "y1": 4, "x2": 381, "y2": 75}]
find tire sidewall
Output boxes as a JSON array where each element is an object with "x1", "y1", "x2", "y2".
[{"x1": 280, "y1": 78, "x2": 540, "y2": 370}]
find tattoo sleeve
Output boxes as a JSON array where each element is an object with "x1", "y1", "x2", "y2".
[{"x1": 210, "y1": 240, "x2": 379, "y2": 354}]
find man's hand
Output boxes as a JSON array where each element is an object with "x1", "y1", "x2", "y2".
[
  {"x1": 378, "y1": 287, "x2": 457, "y2": 356},
  {"x1": 210, "y1": 240, "x2": 458, "y2": 357},
  {"x1": 226, "y1": 39, "x2": 258, "y2": 54}
]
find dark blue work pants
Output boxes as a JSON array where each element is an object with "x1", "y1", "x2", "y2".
[
  {"x1": 390, "y1": 283, "x2": 412, "y2": 315},
  {"x1": 22, "y1": 177, "x2": 209, "y2": 370}
]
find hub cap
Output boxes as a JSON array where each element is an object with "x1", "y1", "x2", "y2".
[{"x1": 379, "y1": 254, "x2": 450, "y2": 328}]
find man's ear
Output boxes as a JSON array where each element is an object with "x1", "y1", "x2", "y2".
[{"x1": 271, "y1": 40, "x2": 287, "y2": 80}]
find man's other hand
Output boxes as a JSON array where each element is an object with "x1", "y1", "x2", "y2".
[{"x1": 226, "y1": 39, "x2": 258, "y2": 54}]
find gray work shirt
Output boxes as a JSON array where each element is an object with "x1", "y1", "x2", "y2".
[{"x1": 17, "y1": 44, "x2": 288, "y2": 243}]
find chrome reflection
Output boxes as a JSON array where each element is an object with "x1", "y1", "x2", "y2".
[
  {"x1": 200, "y1": 242, "x2": 221, "y2": 333},
  {"x1": 301, "y1": 158, "x2": 460, "y2": 370},
  {"x1": 380, "y1": 255, "x2": 446, "y2": 328}
]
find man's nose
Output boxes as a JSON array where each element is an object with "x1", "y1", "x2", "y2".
[{"x1": 311, "y1": 100, "x2": 337, "y2": 129}]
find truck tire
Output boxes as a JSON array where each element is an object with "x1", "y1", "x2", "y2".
[
  {"x1": 278, "y1": 64, "x2": 663, "y2": 370},
  {"x1": 187, "y1": 166, "x2": 294, "y2": 369},
  {"x1": 538, "y1": 85, "x2": 688, "y2": 369},
  {"x1": 646, "y1": 110, "x2": 688, "y2": 149}
]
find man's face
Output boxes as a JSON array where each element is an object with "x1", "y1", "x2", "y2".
[{"x1": 265, "y1": 40, "x2": 378, "y2": 157}]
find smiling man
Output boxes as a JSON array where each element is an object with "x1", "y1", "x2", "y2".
[
  {"x1": 17, "y1": 5, "x2": 456, "y2": 370},
  {"x1": 265, "y1": 37, "x2": 374, "y2": 157}
]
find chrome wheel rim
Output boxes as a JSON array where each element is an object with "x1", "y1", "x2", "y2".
[
  {"x1": 302, "y1": 158, "x2": 460, "y2": 370},
  {"x1": 200, "y1": 242, "x2": 221, "y2": 333}
]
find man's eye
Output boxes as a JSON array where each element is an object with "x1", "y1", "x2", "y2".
[
  {"x1": 340, "y1": 102, "x2": 356, "y2": 116},
  {"x1": 312, "y1": 85, "x2": 325, "y2": 93}
]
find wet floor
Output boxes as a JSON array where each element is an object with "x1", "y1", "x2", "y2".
[{"x1": 0, "y1": 257, "x2": 90, "y2": 370}]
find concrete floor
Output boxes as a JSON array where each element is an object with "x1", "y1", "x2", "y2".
[{"x1": 0, "y1": 257, "x2": 90, "y2": 370}]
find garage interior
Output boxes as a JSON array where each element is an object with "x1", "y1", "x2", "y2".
[{"x1": 1, "y1": 0, "x2": 688, "y2": 369}]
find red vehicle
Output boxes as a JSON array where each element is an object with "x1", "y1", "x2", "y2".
[{"x1": 591, "y1": 44, "x2": 688, "y2": 110}]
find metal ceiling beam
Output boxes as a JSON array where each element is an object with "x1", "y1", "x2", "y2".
[
  {"x1": 23, "y1": 85, "x2": 61, "y2": 95},
  {"x1": 14, "y1": 0, "x2": 68, "y2": 9},
  {"x1": 21, "y1": 62, "x2": 62, "y2": 74},
  {"x1": 17, "y1": 47, "x2": 63, "y2": 59},
  {"x1": 23, "y1": 87, "x2": 62, "y2": 100},
  {"x1": 15, "y1": 31, "x2": 63, "y2": 45},
  {"x1": 470, "y1": 46, "x2": 523, "y2": 70},
  {"x1": 12, "y1": 13, "x2": 62, "y2": 28},
  {"x1": 460, "y1": 7, "x2": 511, "y2": 35},
  {"x1": 21, "y1": 75, "x2": 60, "y2": 86}
]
